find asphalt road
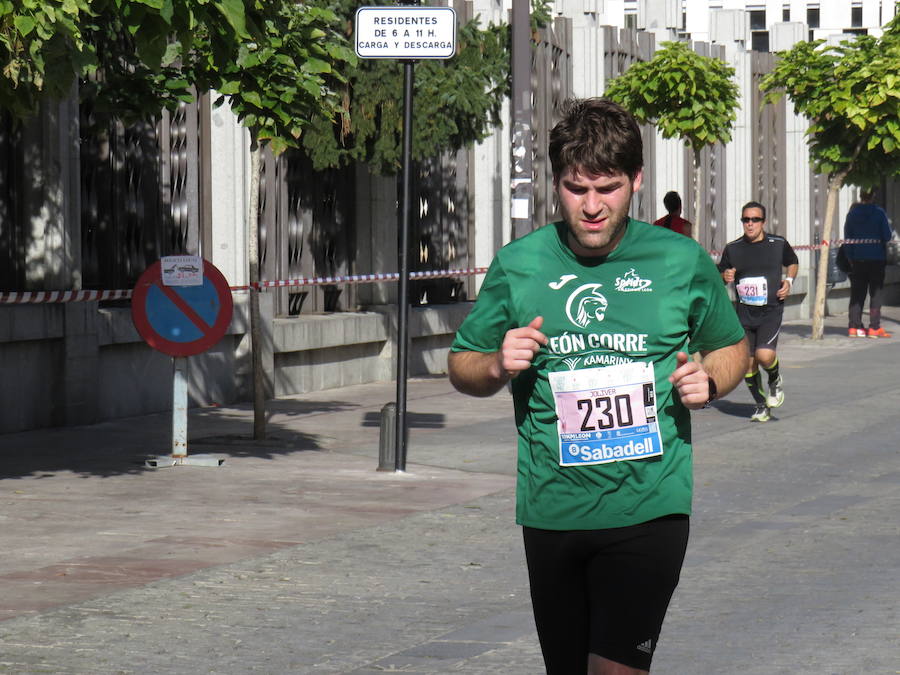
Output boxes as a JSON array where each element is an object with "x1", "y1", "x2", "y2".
[{"x1": 0, "y1": 312, "x2": 897, "y2": 673}]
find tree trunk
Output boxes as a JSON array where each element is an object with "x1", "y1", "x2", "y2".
[
  {"x1": 248, "y1": 135, "x2": 266, "y2": 439},
  {"x1": 810, "y1": 175, "x2": 845, "y2": 340}
]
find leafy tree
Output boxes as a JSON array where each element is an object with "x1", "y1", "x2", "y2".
[
  {"x1": 2, "y1": 0, "x2": 92, "y2": 119},
  {"x1": 212, "y1": 3, "x2": 354, "y2": 154},
  {"x1": 301, "y1": 0, "x2": 510, "y2": 175},
  {"x1": 761, "y1": 16, "x2": 900, "y2": 339},
  {"x1": 1, "y1": 1, "x2": 352, "y2": 139},
  {"x1": 1, "y1": 0, "x2": 241, "y2": 123},
  {"x1": 605, "y1": 40, "x2": 740, "y2": 240},
  {"x1": 208, "y1": 1, "x2": 354, "y2": 440}
]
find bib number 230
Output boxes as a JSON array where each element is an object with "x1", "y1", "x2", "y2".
[
  {"x1": 549, "y1": 361, "x2": 664, "y2": 467},
  {"x1": 577, "y1": 394, "x2": 635, "y2": 431}
]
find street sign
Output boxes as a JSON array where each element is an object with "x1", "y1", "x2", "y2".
[
  {"x1": 355, "y1": 6, "x2": 457, "y2": 60},
  {"x1": 354, "y1": 4, "x2": 458, "y2": 472},
  {"x1": 161, "y1": 255, "x2": 203, "y2": 287},
  {"x1": 131, "y1": 259, "x2": 234, "y2": 358}
]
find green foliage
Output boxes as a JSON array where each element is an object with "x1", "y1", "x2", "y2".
[
  {"x1": 605, "y1": 40, "x2": 740, "y2": 154},
  {"x1": 212, "y1": 2, "x2": 355, "y2": 154},
  {"x1": 1, "y1": 0, "x2": 92, "y2": 118},
  {"x1": 530, "y1": 0, "x2": 553, "y2": 31},
  {"x1": 2, "y1": 0, "x2": 512, "y2": 168},
  {"x1": 760, "y1": 16, "x2": 900, "y2": 187},
  {"x1": 1, "y1": 1, "x2": 354, "y2": 154},
  {"x1": 301, "y1": 2, "x2": 510, "y2": 175}
]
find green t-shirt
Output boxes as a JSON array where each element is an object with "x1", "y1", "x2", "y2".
[{"x1": 451, "y1": 219, "x2": 744, "y2": 530}]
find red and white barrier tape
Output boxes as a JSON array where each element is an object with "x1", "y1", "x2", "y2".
[
  {"x1": 252, "y1": 267, "x2": 489, "y2": 290},
  {"x1": 0, "y1": 289, "x2": 133, "y2": 305},
  {"x1": 0, "y1": 267, "x2": 490, "y2": 305},
  {"x1": 1, "y1": 238, "x2": 887, "y2": 305}
]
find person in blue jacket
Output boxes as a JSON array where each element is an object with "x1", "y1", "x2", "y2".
[{"x1": 844, "y1": 189, "x2": 893, "y2": 338}]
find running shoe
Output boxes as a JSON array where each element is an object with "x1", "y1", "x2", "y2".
[
  {"x1": 867, "y1": 327, "x2": 892, "y2": 338},
  {"x1": 750, "y1": 405, "x2": 770, "y2": 422},
  {"x1": 848, "y1": 328, "x2": 867, "y2": 337},
  {"x1": 767, "y1": 375, "x2": 784, "y2": 408}
]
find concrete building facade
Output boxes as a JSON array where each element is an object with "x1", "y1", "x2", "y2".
[{"x1": 1, "y1": 0, "x2": 898, "y2": 433}]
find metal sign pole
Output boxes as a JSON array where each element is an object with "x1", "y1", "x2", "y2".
[
  {"x1": 395, "y1": 58, "x2": 415, "y2": 473},
  {"x1": 353, "y1": 1, "x2": 455, "y2": 473},
  {"x1": 173, "y1": 356, "x2": 189, "y2": 458},
  {"x1": 145, "y1": 357, "x2": 224, "y2": 468}
]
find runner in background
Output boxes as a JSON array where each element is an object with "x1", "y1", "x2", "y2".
[
  {"x1": 652, "y1": 191, "x2": 692, "y2": 237},
  {"x1": 718, "y1": 202, "x2": 799, "y2": 423}
]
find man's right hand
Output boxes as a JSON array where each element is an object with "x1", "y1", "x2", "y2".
[
  {"x1": 721, "y1": 267, "x2": 736, "y2": 283},
  {"x1": 500, "y1": 316, "x2": 547, "y2": 378}
]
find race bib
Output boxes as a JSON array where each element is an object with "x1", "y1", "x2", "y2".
[
  {"x1": 736, "y1": 276, "x2": 767, "y2": 305},
  {"x1": 549, "y1": 362, "x2": 663, "y2": 467}
]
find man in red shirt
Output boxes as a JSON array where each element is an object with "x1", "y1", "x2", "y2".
[{"x1": 653, "y1": 191, "x2": 692, "y2": 237}]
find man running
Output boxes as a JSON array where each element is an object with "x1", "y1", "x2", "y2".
[
  {"x1": 448, "y1": 98, "x2": 747, "y2": 674},
  {"x1": 718, "y1": 202, "x2": 799, "y2": 422}
]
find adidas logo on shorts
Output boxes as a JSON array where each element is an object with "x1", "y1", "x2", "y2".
[{"x1": 636, "y1": 638, "x2": 654, "y2": 654}]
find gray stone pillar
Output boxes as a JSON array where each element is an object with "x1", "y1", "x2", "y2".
[
  {"x1": 20, "y1": 89, "x2": 81, "y2": 291},
  {"x1": 63, "y1": 302, "x2": 99, "y2": 425}
]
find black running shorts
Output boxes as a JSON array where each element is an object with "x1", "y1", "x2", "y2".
[
  {"x1": 737, "y1": 302, "x2": 784, "y2": 353},
  {"x1": 523, "y1": 515, "x2": 689, "y2": 673}
]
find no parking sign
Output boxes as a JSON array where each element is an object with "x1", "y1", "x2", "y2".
[
  {"x1": 131, "y1": 257, "x2": 233, "y2": 467},
  {"x1": 131, "y1": 257, "x2": 233, "y2": 357}
]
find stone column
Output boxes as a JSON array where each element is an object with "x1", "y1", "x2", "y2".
[
  {"x1": 63, "y1": 302, "x2": 100, "y2": 426},
  {"x1": 772, "y1": 21, "x2": 813, "y2": 318},
  {"x1": 710, "y1": 10, "x2": 752, "y2": 245},
  {"x1": 19, "y1": 88, "x2": 81, "y2": 291}
]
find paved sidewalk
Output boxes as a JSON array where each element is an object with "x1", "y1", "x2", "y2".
[{"x1": 0, "y1": 310, "x2": 898, "y2": 673}]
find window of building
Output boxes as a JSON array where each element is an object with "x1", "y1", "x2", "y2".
[
  {"x1": 807, "y1": 7, "x2": 820, "y2": 28},
  {"x1": 749, "y1": 8, "x2": 768, "y2": 51},
  {"x1": 807, "y1": 6, "x2": 820, "y2": 41},
  {"x1": 782, "y1": 6, "x2": 790, "y2": 21},
  {"x1": 677, "y1": 11, "x2": 689, "y2": 40},
  {"x1": 624, "y1": 12, "x2": 637, "y2": 29},
  {"x1": 851, "y1": 4, "x2": 863, "y2": 27},
  {"x1": 751, "y1": 31, "x2": 770, "y2": 51},
  {"x1": 749, "y1": 9, "x2": 767, "y2": 30}
]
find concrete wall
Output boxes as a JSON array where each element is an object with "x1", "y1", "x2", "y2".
[
  {"x1": 272, "y1": 303, "x2": 470, "y2": 396},
  {"x1": 0, "y1": 298, "x2": 468, "y2": 434}
]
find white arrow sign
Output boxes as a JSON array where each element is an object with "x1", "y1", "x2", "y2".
[{"x1": 355, "y1": 7, "x2": 457, "y2": 60}]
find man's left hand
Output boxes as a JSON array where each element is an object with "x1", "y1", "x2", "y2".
[
  {"x1": 776, "y1": 280, "x2": 791, "y2": 300},
  {"x1": 668, "y1": 351, "x2": 713, "y2": 410}
]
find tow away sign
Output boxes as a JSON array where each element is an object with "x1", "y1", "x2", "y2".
[{"x1": 355, "y1": 6, "x2": 456, "y2": 60}]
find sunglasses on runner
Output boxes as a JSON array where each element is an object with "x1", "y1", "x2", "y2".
[{"x1": 740, "y1": 216, "x2": 764, "y2": 223}]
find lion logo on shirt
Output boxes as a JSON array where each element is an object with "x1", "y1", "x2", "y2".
[{"x1": 566, "y1": 283, "x2": 608, "y2": 328}]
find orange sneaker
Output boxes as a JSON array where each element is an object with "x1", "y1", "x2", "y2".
[
  {"x1": 848, "y1": 328, "x2": 866, "y2": 337},
  {"x1": 867, "y1": 327, "x2": 892, "y2": 338}
]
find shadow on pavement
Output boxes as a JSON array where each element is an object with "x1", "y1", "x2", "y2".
[
  {"x1": 710, "y1": 399, "x2": 757, "y2": 420},
  {"x1": 0, "y1": 398, "x2": 368, "y2": 481},
  {"x1": 361, "y1": 411, "x2": 447, "y2": 429},
  {"x1": 779, "y1": 322, "x2": 848, "y2": 338}
]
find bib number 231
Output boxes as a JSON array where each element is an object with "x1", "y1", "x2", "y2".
[{"x1": 549, "y1": 362, "x2": 663, "y2": 467}]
